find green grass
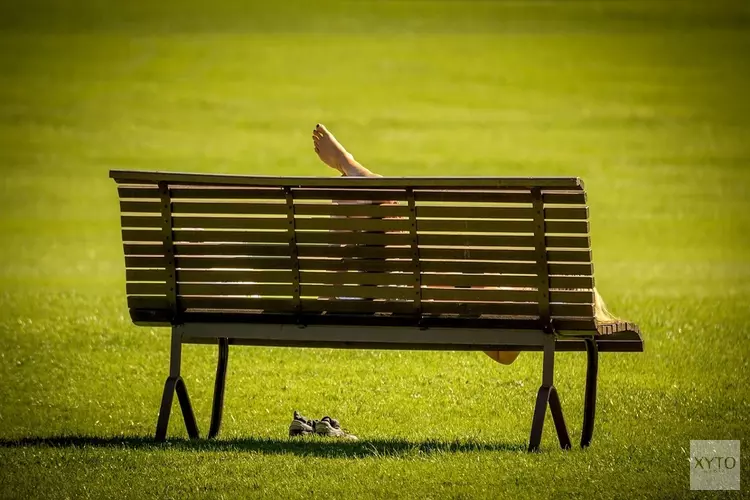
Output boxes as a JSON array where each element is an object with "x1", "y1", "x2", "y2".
[{"x1": 1, "y1": 1, "x2": 749, "y2": 498}]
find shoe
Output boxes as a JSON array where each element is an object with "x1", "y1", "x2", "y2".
[
  {"x1": 314, "y1": 415, "x2": 358, "y2": 441},
  {"x1": 289, "y1": 410, "x2": 314, "y2": 437}
]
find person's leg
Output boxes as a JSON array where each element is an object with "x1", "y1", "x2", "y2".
[{"x1": 311, "y1": 123, "x2": 520, "y2": 365}]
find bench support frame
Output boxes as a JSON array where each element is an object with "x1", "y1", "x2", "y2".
[
  {"x1": 155, "y1": 330, "x2": 200, "y2": 441},
  {"x1": 528, "y1": 336, "x2": 572, "y2": 451}
]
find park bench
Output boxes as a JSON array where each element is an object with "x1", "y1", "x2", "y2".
[{"x1": 111, "y1": 169, "x2": 643, "y2": 451}]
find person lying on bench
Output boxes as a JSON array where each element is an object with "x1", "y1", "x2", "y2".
[{"x1": 310, "y1": 123, "x2": 619, "y2": 366}]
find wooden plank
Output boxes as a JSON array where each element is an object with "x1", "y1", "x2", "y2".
[
  {"x1": 419, "y1": 288, "x2": 592, "y2": 304},
  {"x1": 297, "y1": 258, "x2": 414, "y2": 273},
  {"x1": 417, "y1": 248, "x2": 538, "y2": 262},
  {"x1": 414, "y1": 191, "x2": 531, "y2": 204},
  {"x1": 118, "y1": 186, "x2": 159, "y2": 199},
  {"x1": 171, "y1": 201, "x2": 287, "y2": 215},
  {"x1": 299, "y1": 271, "x2": 414, "y2": 286},
  {"x1": 172, "y1": 230, "x2": 289, "y2": 243},
  {"x1": 552, "y1": 303, "x2": 594, "y2": 317},
  {"x1": 301, "y1": 284, "x2": 414, "y2": 300},
  {"x1": 295, "y1": 218, "x2": 411, "y2": 232},
  {"x1": 417, "y1": 219, "x2": 535, "y2": 233},
  {"x1": 122, "y1": 229, "x2": 162, "y2": 242},
  {"x1": 418, "y1": 234, "x2": 536, "y2": 248},
  {"x1": 422, "y1": 288, "x2": 538, "y2": 302},
  {"x1": 545, "y1": 221, "x2": 589, "y2": 234},
  {"x1": 422, "y1": 301, "x2": 539, "y2": 316},
  {"x1": 174, "y1": 256, "x2": 293, "y2": 270},
  {"x1": 128, "y1": 295, "x2": 169, "y2": 310},
  {"x1": 421, "y1": 261, "x2": 539, "y2": 274},
  {"x1": 545, "y1": 236, "x2": 591, "y2": 249},
  {"x1": 295, "y1": 232, "x2": 412, "y2": 246},
  {"x1": 549, "y1": 263, "x2": 593, "y2": 276},
  {"x1": 300, "y1": 299, "x2": 415, "y2": 314},
  {"x1": 174, "y1": 243, "x2": 290, "y2": 257},
  {"x1": 126, "y1": 269, "x2": 167, "y2": 281},
  {"x1": 126, "y1": 283, "x2": 167, "y2": 295},
  {"x1": 420, "y1": 274, "x2": 538, "y2": 288},
  {"x1": 544, "y1": 207, "x2": 589, "y2": 220},
  {"x1": 121, "y1": 215, "x2": 161, "y2": 228},
  {"x1": 110, "y1": 170, "x2": 584, "y2": 189},
  {"x1": 124, "y1": 243, "x2": 163, "y2": 256},
  {"x1": 125, "y1": 256, "x2": 166, "y2": 268},
  {"x1": 291, "y1": 189, "x2": 407, "y2": 202},
  {"x1": 543, "y1": 192, "x2": 586, "y2": 205},
  {"x1": 550, "y1": 276, "x2": 594, "y2": 288},
  {"x1": 416, "y1": 206, "x2": 534, "y2": 219},
  {"x1": 171, "y1": 187, "x2": 284, "y2": 200},
  {"x1": 182, "y1": 296, "x2": 296, "y2": 311},
  {"x1": 171, "y1": 216, "x2": 287, "y2": 230},
  {"x1": 120, "y1": 201, "x2": 161, "y2": 213},
  {"x1": 177, "y1": 269, "x2": 293, "y2": 283},
  {"x1": 297, "y1": 245, "x2": 412, "y2": 259},
  {"x1": 294, "y1": 204, "x2": 410, "y2": 217},
  {"x1": 178, "y1": 283, "x2": 294, "y2": 296}
]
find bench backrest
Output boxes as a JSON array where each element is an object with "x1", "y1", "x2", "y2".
[{"x1": 112, "y1": 170, "x2": 596, "y2": 332}]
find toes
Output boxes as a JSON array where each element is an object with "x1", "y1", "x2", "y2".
[{"x1": 316, "y1": 123, "x2": 329, "y2": 136}]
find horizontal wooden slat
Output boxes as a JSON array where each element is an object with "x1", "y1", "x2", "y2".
[
  {"x1": 414, "y1": 191, "x2": 531, "y2": 204},
  {"x1": 420, "y1": 260, "x2": 539, "y2": 274},
  {"x1": 294, "y1": 204, "x2": 410, "y2": 217},
  {"x1": 422, "y1": 301, "x2": 539, "y2": 316},
  {"x1": 120, "y1": 201, "x2": 160, "y2": 213},
  {"x1": 291, "y1": 189, "x2": 407, "y2": 202},
  {"x1": 298, "y1": 258, "x2": 414, "y2": 273},
  {"x1": 301, "y1": 284, "x2": 414, "y2": 300},
  {"x1": 545, "y1": 221, "x2": 589, "y2": 234},
  {"x1": 543, "y1": 192, "x2": 586, "y2": 205},
  {"x1": 172, "y1": 217, "x2": 287, "y2": 230},
  {"x1": 126, "y1": 269, "x2": 167, "y2": 281},
  {"x1": 418, "y1": 234, "x2": 535, "y2": 247},
  {"x1": 124, "y1": 243, "x2": 163, "y2": 255},
  {"x1": 544, "y1": 207, "x2": 588, "y2": 220},
  {"x1": 171, "y1": 187, "x2": 284, "y2": 200},
  {"x1": 417, "y1": 219, "x2": 535, "y2": 233},
  {"x1": 118, "y1": 186, "x2": 159, "y2": 199},
  {"x1": 298, "y1": 245, "x2": 412, "y2": 259},
  {"x1": 175, "y1": 243, "x2": 290, "y2": 257},
  {"x1": 177, "y1": 269, "x2": 293, "y2": 283},
  {"x1": 299, "y1": 271, "x2": 414, "y2": 286},
  {"x1": 416, "y1": 248, "x2": 590, "y2": 263},
  {"x1": 183, "y1": 297, "x2": 296, "y2": 312},
  {"x1": 171, "y1": 201, "x2": 287, "y2": 215},
  {"x1": 126, "y1": 283, "x2": 167, "y2": 295},
  {"x1": 416, "y1": 206, "x2": 534, "y2": 219},
  {"x1": 121, "y1": 215, "x2": 161, "y2": 228},
  {"x1": 299, "y1": 299, "x2": 415, "y2": 314},
  {"x1": 111, "y1": 170, "x2": 584, "y2": 189},
  {"x1": 545, "y1": 236, "x2": 591, "y2": 249},
  {"x1": 173, "y1": 230, "x2": 289, "y2": 243},
  {"x1": 295, "y1": 218, "x2": 411, "y2": 231},
  {"x1": 296, "y1": 232, "x2": 413, "y2": 246},
  {"x1": 420, "y1": 288, "x2": 592, "y2": 304},
  {"x1": 123, "y1": 229, "x2": 162, "y2": 242},
  {"x1": 418, "y1": 274, "x2": 594, "y2": 289},
  {"x1": 126, "y1": 256, "x2": 293, "y2": 270},
  {"x1": 178, "y1": 283, "x2": 294, "y2": 296}
]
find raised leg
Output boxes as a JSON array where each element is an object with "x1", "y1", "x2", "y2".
[
  {"x1": 581, "y1": 338, "x2": 599, "y2": 448},
  {"x1": 154, "y1": 329, "x2": 200, "y2": 441},
  {"x1": 208, "y1": 338, "x2": 230, "y2": 439}
]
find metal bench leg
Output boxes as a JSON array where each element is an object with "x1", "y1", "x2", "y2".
[
  {"x1": 155, "y1": 329, "x2": 200, "y2": 441},
  {"x1": 528, "y1": 336, "x2": 571, "y2": 452},
  {"x1": 208, "y1": 338, "x2": 230, "y2": 439},
  {"x1": 581, "y1": 338, "x2": 599, "y2": 448}
]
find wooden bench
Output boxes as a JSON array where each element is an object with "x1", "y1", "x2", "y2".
[{"x1": 111, "y1": 169, "x2": 643, "y2": 451}]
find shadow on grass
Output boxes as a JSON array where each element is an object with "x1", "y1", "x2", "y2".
[{"x1": 0, "y1": 435, "x2": 526, "y2": 457}]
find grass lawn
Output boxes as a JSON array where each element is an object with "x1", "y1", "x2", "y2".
[{"x1": 1, "y1": 0, "x2": 749, "y2": 498}]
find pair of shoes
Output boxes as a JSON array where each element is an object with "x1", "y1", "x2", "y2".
[{"x1": 288, "y1": 411, "x2": 358, "y2": 441}]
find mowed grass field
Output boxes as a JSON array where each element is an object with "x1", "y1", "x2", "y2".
[{"x1": 1, "y1": 1, "x2": 749, "y2": 498}]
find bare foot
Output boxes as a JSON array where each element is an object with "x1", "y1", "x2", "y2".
[{"x1": 312, "y1": 124, "x2": 379, "y2": 177}]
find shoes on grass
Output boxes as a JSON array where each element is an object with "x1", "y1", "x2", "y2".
[{"x1": 289, "y1": 411, "x2": 358, "y2": 441}]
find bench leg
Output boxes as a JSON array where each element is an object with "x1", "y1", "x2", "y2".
[
  {"x1": 581, "y1": 338, "x2": 599, "y2": 448},
  {"x1": 208, "y1": 338, "x2": 230, "y2": 439},
  {"x1": 155, "y1": 329, "x2": 200, "y2": 441},
  {"x1": 528, "y1": 336, "x2": 571, "y2": 452}
]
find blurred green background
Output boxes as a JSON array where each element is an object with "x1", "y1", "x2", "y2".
[{"x1": 0, "y1": 1, "x2": 748, "y2": 498}]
